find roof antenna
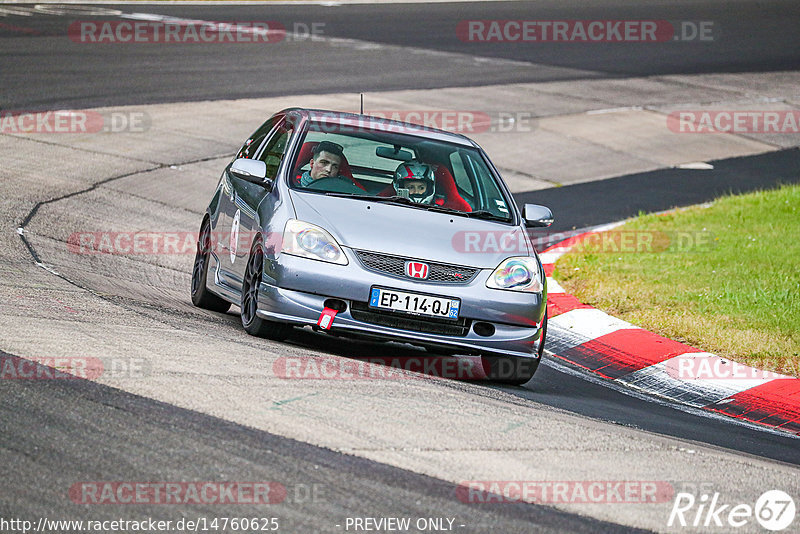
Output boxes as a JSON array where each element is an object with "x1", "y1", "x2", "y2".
[{"x1": 360, "y1": 93, "x2": 364, "y2": 114}]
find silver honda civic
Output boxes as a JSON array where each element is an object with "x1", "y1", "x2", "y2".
[{"x1": 191, "y1": 108, "x2": 553, "y2": 384}]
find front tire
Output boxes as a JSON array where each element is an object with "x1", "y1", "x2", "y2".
[
  {"x1": 241, "y1": 242, "x2": 292, "y2": 341},
  {"x1": 191, "y1": 219, "x2": 231, "y2": 313},
  {"x1": 484, "y1": 311, "x2": 547, "y2": 385}
]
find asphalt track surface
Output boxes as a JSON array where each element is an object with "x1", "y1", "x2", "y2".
[
  {"x1": 520, "y1": 148, "x2": 800, "y2": 236},
  {"x1": 2, "y1": 1, "x2": 800, "y2": 532},
  {"x1": 1, "y1": 351, "x2": 641, "y2": 534},
  {"x1": 0, "y1": 0, "x2": 798, "y2": 108}
]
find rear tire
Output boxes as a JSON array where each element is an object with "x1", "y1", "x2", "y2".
[
  {"x1": 484, "y1": 311, "x2": 547, "y2": 385},
  {"x1": 191, "y1": 219, "x2": 231, "y2": 313},
  {"x1": 241, "y1": 242, "x2": 292, "y2": 341}
]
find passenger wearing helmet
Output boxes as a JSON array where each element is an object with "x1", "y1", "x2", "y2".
[{"x1": 393, "y1": 160, "x2": 436, "y2": 204}]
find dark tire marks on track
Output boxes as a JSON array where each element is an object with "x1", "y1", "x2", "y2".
[
  {"x1": 1, "y1": 1, "x2": 798, "y2": 109},
  {"x1": 0, "y1": 351, "x2": 646, "y2": 534}
]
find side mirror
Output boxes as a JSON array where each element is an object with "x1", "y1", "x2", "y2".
[
  {"x1": 229, "y1": 158, "x2": 271, "y2": 187},
  {"x1": 523, "y1": 204, "x2": 554, "y2": 228}
]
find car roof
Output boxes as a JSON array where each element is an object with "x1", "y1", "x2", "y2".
[{"x1": 279, "y1": 107, "x2": 477, "y2": 147}]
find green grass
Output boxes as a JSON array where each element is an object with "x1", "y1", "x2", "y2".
[{"x1": 553, "y1": 184, "x2": 800, "y2": 376}]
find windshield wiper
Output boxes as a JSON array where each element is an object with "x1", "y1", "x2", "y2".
[
  {"x1": 463, "y1": 210, "x2": 511, "y2": 222},
  {"x1": 321, "y1": 194, "x2": 509, "y2": 221},
  {"x1": 323, "y1": 192, "x2": 370, "y2": 198},
  {"x1": 323, "y1": 193, "x2": 418, "y2": 206},
  {"x1": 422, "y1": 205, "x2": 463, "y2": 215},
  {"x1": 423, "y1": 205, "x2": 510, "y2": 222},
  {"x1": 365, "y1": 195, "x2": 416, "y2": 205}
]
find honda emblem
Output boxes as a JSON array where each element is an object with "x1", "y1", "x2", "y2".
[{"x1": 405, "y1": 261, "x2": 429, "y2": 279}]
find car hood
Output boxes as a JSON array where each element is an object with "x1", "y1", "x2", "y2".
[{"x1": 289, "y1": 191, "x2": 531, "y2": 269}]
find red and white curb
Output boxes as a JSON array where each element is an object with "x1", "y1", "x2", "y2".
[{"x1": 540, "y1": 226, "x2": 800, "y2": 437}]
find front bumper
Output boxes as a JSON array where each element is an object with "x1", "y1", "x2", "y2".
[{"x1": 256, "y1": 249, "x2": 545, "y2": 359}]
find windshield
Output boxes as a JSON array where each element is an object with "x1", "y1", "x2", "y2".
[{"x1": 288, "y1": 120, "x2": 513, "y2": 221}]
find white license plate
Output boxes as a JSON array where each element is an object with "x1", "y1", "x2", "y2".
[{"x1": 369, "y1": 287, "x2": 460, "y2": 320}]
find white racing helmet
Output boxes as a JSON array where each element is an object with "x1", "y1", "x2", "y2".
[{"x1": 393, "y1": 160, "x2": 436, "y2": 204}]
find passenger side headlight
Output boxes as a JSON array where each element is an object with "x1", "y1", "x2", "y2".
[
  {"x1": 486, "y1": 257, "x2": 543, "y2": 293},
  {"x1": 281, "y1": 219, "x2": 348, "y2": 265}
]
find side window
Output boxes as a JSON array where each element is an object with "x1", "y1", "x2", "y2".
[
  {"x1": 257, "y1": 122, "x2": 294, "y2": 181},
  {"x1": 236, "y1": 117, "x2": 277, "y2": 159},
  {"x1": 449, "y1": 151, "x2": 474, "y2": 197},
  {"x1": 460, "y1": 150, "x2": 510, "y2": 216}
]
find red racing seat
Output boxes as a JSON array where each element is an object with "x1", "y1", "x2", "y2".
[{"x1": 433, "y1": 165, "x2": 472, "y2": 212}]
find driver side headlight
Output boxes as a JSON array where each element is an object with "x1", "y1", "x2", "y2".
[
  {"x1": 486, "y1": 257, "x2": 543, "y2": 293},
  {"x1": 281, "y1": 219, "x2": 348, "y2": 265}
]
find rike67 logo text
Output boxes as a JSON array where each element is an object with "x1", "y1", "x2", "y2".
[{"x1": 668, "y1": 490, "x2": 795, "y2": 531}]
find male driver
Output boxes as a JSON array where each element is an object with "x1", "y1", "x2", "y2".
[
  {"x1": 299, "y1": 141, "x2": 347, "y2": 187},
  {"x1": 393, "y1": 160, "x2": 436, "y2": 204}
]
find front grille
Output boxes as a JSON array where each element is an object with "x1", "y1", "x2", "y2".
[
  {"x1": 354, "y1": 250, "x2": 479, "y2": 284},
  {"x1": 350, "y1": 301, "x2": 471, "y2": 337}
]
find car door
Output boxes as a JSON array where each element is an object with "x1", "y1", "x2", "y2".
[
  {"x1": 215, "y1": 116, "x2": 280, "y2": 290},
  {"x1": 228, "y1": 117, "x2": 296, "y2": 286}
]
